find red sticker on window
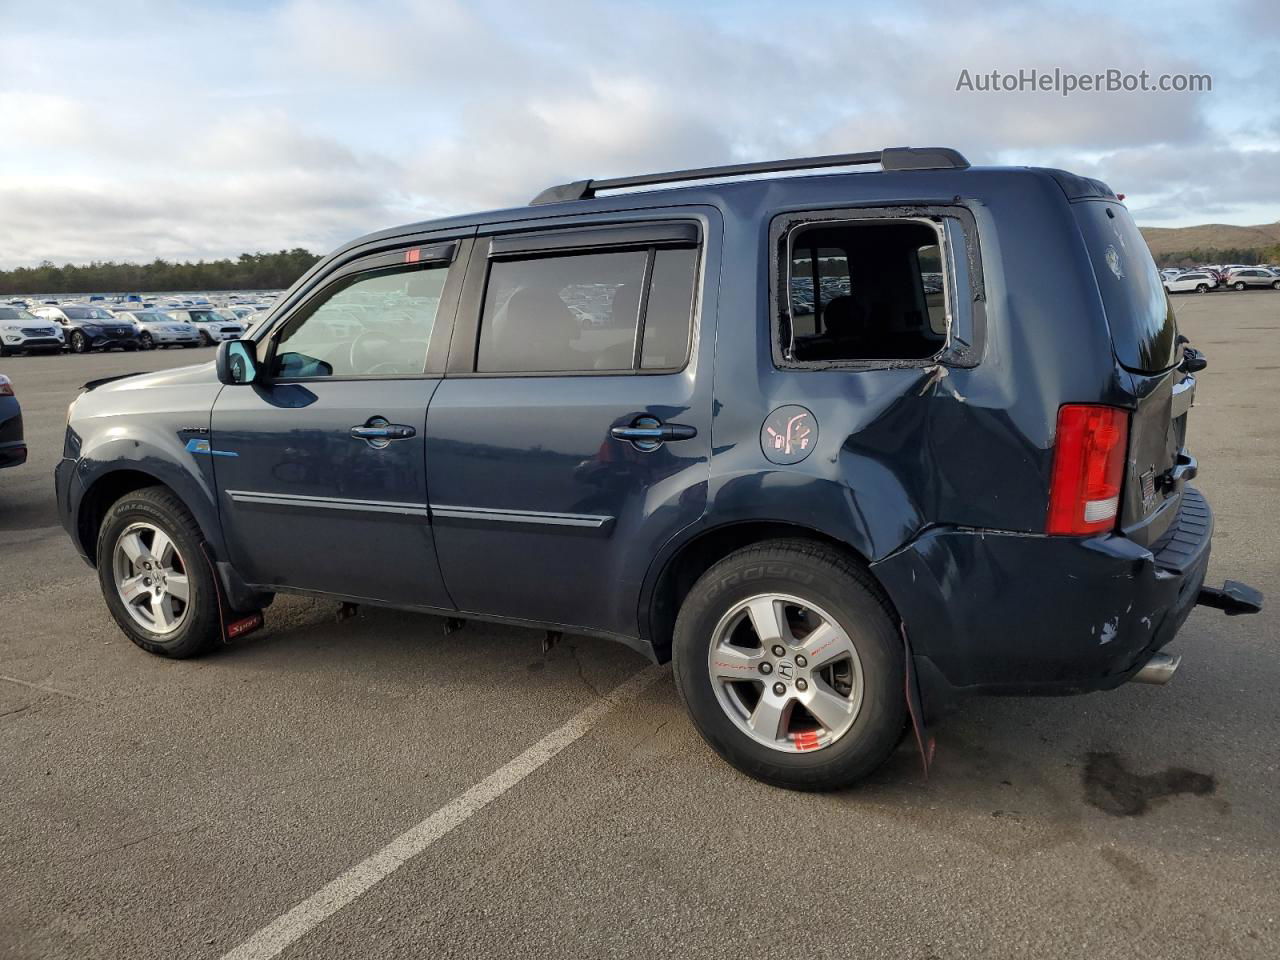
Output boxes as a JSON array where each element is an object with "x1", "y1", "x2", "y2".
[{"x1": 405, "y1": 248, "x2": 421, "y2": 263}]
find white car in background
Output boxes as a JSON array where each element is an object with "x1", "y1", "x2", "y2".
[
  {"x1": 1163, "y1": 270, "x2": 1219, "y2": 294},
  {"x1": 114, "y1": 309, "x2": 202, "y2": 349},
  {"x1": 0, "y1": 306, "x2": 64, "y2": 355},
  {"x1": 165, "y1": 307, "x2": 246, "y2": 346}
]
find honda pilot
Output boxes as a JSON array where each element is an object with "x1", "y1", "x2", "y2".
[{"x1": 55, "y1": 146, "x2": 1261, "y2": 789}]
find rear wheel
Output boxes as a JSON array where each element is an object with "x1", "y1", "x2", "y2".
[
  {"x1": 96, "y1": 487, "x2": 223, "y2": 658},
  {"x1": 673, "y1": 540, "x2": 905, "y2": 790},
  {"x1": 1234, "y1": 281, "x2": 1247, "y2": 291}
]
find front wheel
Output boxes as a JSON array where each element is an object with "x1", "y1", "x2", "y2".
[
  {"x1": 199, "y1": 330, "x2": 213, "y2": 346},
  {"x1": 139, "y1": 332, "x2": 154, "y2": 350},
  {"x1": 96, "y1": 487, "x2": 223, "y2": 658},
  {"x1": 1196, "y1": 284, "x2": 1209, "y2": 293},
  {"x1": 1272, "y1": 281, "x2": 1280, "y2": 290},
  {"x1": 70, "y1": 330, "x2": 88, "y2": 353},
  {"x1": 673, "y1": 540, "x2": 906, "y2": 791}
]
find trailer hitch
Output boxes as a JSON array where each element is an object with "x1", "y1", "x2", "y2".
[{"x1": 1196, "y1": 580, "x2": 1263, "y2": 617}]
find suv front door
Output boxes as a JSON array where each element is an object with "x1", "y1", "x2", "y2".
[
  {"x1": 425, "y1": 213, "x2": 719, "y2": 639},
  {"x1": 209, "y1": 236, "x2": 470, "y2": 607}
]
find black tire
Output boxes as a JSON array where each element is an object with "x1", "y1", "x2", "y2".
[
  {"x1": 0, "y1": 344, "x2": 8, "y2": 358},
  {"x1": 1196, "y1": 284, "x2": 1208, "y2": 293},
  {"x1": 673, "y1": 539, "x2": 906, "y2": 791},
  {"x1": 1234, "y1": 281, "x2": 1246, "y2": 291},
  {"x1": 1272, "y1": 280, "x2": 1280, "y2": 290},
  {"x1": 199, "y1": 330, "x2": 213, "y2": 346},
  {"x1": 96, "y1": 487, "x2": 223, "y2": 659},
  {"x1": 140, "y1": 332, "x2": 154, "y2": 350},
  {"x1": 70, "y1": 330, "x2": 88, "y2": 353}
]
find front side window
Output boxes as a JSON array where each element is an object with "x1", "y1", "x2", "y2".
[
  {"x1": 477, "y1": 243, "x2": 698, "y2": 374},
  {"x1": 271, "y1": 264, "x2": 447, "y2": 378},
  {"x1": 785, "y1": 219, "x2": 948, "y2": 362}
]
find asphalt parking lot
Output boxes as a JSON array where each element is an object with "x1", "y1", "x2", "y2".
[{"x1": 2, "y1": 294, "x2": 1278, "y2": 960}]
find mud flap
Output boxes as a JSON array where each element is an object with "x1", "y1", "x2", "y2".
[
  {"x1": 200, "y1": 543, "x2": 264, "y2": 643},
  {"x1": 901, "y1": 623, "x2": 936, "y2": 778}
]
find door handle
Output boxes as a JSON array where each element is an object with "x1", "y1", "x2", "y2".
[
  {"x1": 610, "y1": 417, "x2": 697, "y2": 451},
  {"x1": 351, "y1": 417, "x2": 416, "y2": 448}
]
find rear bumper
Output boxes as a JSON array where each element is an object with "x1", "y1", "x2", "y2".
[{"x1": 873, "y1": 486, "x2": 1221, "y2": 698}]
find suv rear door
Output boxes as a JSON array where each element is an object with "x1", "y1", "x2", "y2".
[
  {"x1": 425, "y1": 211, "x2": 719, "y2": 638},
  {"x1": 209, "y1": 235, "x2": 470, "y2": 606}
]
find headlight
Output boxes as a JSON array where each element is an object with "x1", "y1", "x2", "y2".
[
  {"x1": 82, "y1": 324, "x2": 102, "y2": 334},
  {"x1": 2, "y1": 324, "x2": 22, "y2": 334}
]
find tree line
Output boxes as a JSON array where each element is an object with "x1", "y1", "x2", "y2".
[
  {"x1": 0, "y1": 249, "x2": 322, "y2": 296},
  {"x1": 1154, "y1": 244, "x2": 1280, "y2": 268}
]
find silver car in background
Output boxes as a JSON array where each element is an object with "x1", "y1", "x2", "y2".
[
  {"x1": 1225, "y1": 267, "x2": 1280, "y2": 290},
  {"x1": 114, "y1": 309, "x2": 202, "y2": 349}
]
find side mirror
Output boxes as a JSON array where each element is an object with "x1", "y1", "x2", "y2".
[{"x1": 216, "y1": 339, "x2": 260, "y2": 385}]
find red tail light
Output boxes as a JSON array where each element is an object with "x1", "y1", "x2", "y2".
[
  {"x1": 0, "y1": 376, "x2": 13, "y2": 397},
  {"x1": 1047, "y1": 404, "x2": 1129, "y2": 535}
]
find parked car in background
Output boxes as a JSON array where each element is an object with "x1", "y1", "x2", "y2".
[
  {"x1": 1160, "y1": 268, "x2": 1184, "y2": 280},
  {"x1": 1163, "y1": 270, "x2": 1219, "y2": 294},
  {"x1": 0, "y1": 375, "x2": 25, "y2": 469},
  {"x1": 115, "y1": 309, "x2": 202, "y2": 349},
  {"x1": 1225, "y1": 268, "x2": 1280, "y2": 290},
  {"x1": 0, "y1": 306, "x2": 64, "y2": 355},
  {"x1": 30, "y1": 305, "x2": 140, "y2": 353},
  {"x1": 166, "y1": 308, "x2": 246, "y2": 345}
]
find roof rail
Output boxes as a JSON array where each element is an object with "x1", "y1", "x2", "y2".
[{"x1": 529, "y1": 146, "x2": 970, "y2": 205}]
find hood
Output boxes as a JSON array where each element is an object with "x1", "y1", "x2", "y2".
[{"x1": 83, "y1": 361, "x2": 218, "y2": 395}]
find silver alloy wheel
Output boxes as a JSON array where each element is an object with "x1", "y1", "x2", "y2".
[
  {"x1": 707, "y1": 593, "x2": 865, "y2": 753},
  {"x1": 111, "y1": 521, "x2": 191, "y2": 635}
]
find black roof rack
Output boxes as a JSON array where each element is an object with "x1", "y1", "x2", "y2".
[{"x1": 529, "y1": 146, "x2": 969, "y2": 205}]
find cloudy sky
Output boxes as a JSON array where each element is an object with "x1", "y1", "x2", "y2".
[{"x1": 1, "y1": 0, "x2": 1277, "y2": 267}]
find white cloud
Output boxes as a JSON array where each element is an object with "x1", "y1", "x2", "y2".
[{"x1": 0, "y1": 0, "x2": 1276, "y2": 267}]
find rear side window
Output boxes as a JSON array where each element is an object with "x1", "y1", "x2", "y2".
[
  {"x1": 786, "y1": 219, "x2": 948, "y2": 362},
  {"x1": 477, "y1": 244, "x2": 697, "y2": 374},
  {"x1": 1073, "y1": 201, "x2": 1176, "y2": 372}
]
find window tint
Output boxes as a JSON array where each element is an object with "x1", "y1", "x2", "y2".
[
  {"x1": 272, "y1": 264, "x2": 446, "y2": 378},
  {"x1": 477, "y1": 243, "x2": 698, "y2": 374},
  {"x1": 786, "y1": 220, "x2": 948, "y2": 362},
  {"x1": 640, "y1": 247, "x2": 697, "y2": 369}
]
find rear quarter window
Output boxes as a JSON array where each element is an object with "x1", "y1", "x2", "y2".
[{"x1": 1073, "y1": 201, "x2": 1177, "y2": 373}]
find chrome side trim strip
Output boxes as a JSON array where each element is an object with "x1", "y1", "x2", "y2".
[
  {"x1": 225, "y1": 490, "x2": 430, "y2": 517},
  {"x1": 430, "y1": 504, "x2": 613, "y2": 530}
]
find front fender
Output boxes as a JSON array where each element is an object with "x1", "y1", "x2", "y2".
[{"x1": 71, "y1": 424, "x2": 225, "y2": 562}]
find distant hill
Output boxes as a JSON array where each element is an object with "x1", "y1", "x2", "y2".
[{"x1": 1139, "y1": 222, "x2": 1280, "y2": 265}]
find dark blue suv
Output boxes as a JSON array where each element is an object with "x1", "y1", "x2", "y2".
[{"x1": 55, "y1": 147, "x2": 1261, "y2": 789}]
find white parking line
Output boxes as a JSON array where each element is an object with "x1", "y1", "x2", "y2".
[{"x1": 220, "y1": 664, "x2": 666, "y2": 960}]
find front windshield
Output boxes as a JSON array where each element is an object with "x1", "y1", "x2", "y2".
[
  {"x1": 134, "y1": 312, "x2": 175, "y2": 324},
  {"x1": 63, "y1": 306, "x2": 117, "y2": 320},
  {"x1": 0, "y1": 307, "x2": 38, "y2": 321}
]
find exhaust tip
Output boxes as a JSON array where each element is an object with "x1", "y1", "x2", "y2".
[{"x1": 1131, "y1": 651, "x2": 1181, "y2": 685}]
